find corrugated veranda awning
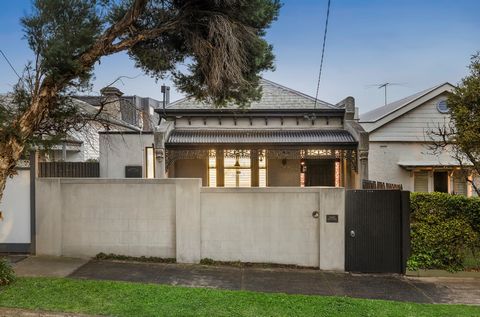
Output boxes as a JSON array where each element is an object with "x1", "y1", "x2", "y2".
[{"x1": 166, "y1": 129, "x2": 357, "y2": 149}]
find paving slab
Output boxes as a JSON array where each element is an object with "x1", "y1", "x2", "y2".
[
  {"x1": 69, "y1": 260, "x2": 480, "y2": 305},
  {"x1": 241, "y1": 268, "x2": 332, "y2": 296},
  {"x1": 13, "y1": 256, "x2": 88, "y2": 278},
  {"x1": 324, "y1": 273, "x2": 434, "y2": 303},
  {"x1": 0, "y1": 255, "x2": 28, "y2": 264},
  {"x1": 407, "y1": 277, "x2": 480, "y2": 305},
  {"x1": 407, "y1": 269, "x2": 480, "y2": 278}
]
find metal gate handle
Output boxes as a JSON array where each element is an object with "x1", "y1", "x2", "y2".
[{"x1": 350, "y1": 230, "x2": 355, "y2": 238}]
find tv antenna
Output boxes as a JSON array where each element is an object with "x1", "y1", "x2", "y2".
[{"x1": 366, "y1": 82, "x2": 406, "y2": 106}]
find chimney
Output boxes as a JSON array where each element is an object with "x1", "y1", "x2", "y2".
[
  {"x1": 161, "y1": 85, "x2": 170, "y2": 111},
  {"x1": 336, "y1": 96, "x2": 355, "y2": 121},
  {"x1": 100, "y1": 86, "x2": 123, "y2": 120}
]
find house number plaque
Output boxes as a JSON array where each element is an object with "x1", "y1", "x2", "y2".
[{"x1": 326, "y1": 214, "x2": 338, "y2": 223}]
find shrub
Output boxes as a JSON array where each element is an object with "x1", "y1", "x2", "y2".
[
  {"x1": 0, "y1": 258, "x2": 15, "y2": 286},
  {"x1": 408, "y1": 192, "x2": 480, "y2": 272}
]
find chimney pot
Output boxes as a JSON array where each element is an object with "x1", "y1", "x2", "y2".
[
  {"x1": 100, "y1": 86, "x2": 123, "y2": 122},
  {"x1": 100, "y1": 86, "x2": 124, "y2": 97}
]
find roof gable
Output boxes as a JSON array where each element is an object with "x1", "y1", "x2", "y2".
[
  {"x1": 167, "y1": 78, "x2": 337, "y2": 110},
  {"x1": 359, "y1": 82, "x2": 455, "y2": 132}
]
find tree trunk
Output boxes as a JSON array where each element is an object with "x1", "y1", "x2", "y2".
[
  {"x1": 0, "y1": 81, "x2": 58, "y2": 202},
  {"x1": 0, "y1": 0, "x2": 150, "y2": 203},
  {"x1": 0, "y1": 138, "x2": 26, "y2": 203}
]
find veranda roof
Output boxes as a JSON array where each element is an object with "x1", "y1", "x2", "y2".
[{"x1": 166, "y1": 129, "x2": 357, "y2": 149}]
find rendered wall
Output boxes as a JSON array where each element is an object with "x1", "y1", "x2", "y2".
[
  {"x1": 200, "y1": 187, "x2": 344, "y2": 270},
  {"x1": 36, "y1": 179, "x2": 345, "y2": 270},
  {"x1": 200, "y1": 187, "x2": 319, "y2": 267},
  {"x1": 99, "y1": 133, "x2": 154, "y2": 178},
  {"x1": 0, "y1": 169, "x2": 31, "y2": 244},
  {"x1": 368, "y1": 142, "x2": 462, "y2": 192},
  {"x1": 36, "y1": 178, "x2": 201, "y2": 258}
]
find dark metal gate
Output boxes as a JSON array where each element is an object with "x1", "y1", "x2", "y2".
[{"x1": 345, "y1": 190, "x2": 410, "y2": 273}]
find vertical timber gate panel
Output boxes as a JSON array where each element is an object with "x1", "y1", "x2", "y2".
[{"x1": 345, "y1": 190, "x2": 410, "y2": 274}]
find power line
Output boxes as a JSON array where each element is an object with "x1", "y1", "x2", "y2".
[
  {"x1": 0, "y1": 49, "x2": 22, "y2": 81},
  {"x1": 314, "y1": 0, "x2": 332, "y2": 109}
]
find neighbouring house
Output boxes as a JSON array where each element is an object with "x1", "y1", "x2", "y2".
[
  {"x1": 100, "y1": 79, "x2": 369, "y2": 188},
  {"x1": 360, "y1": 82, "x2": 476, "y2": 196},
  {"x1": 41, "y1": 87, "x2": 161, "y2": 162},
  {"x1": 0, "y1": 87, "x2": 161, "y2": 252}
]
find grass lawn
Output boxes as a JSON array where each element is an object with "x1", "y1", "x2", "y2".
[{"x1": 0, "y1": 277, "x2": 479, "y2": 317}]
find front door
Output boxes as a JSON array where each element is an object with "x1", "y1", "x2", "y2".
[
  {"x1": 306, "y1": 159, "x2": 335, "y2": 186},
  {"x1": 434, "y1": 171, "x2": 448, "y2": 193}
]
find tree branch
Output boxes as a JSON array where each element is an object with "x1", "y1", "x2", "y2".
[{"x1": 106, "y1": 20, "x2": 180, "y2": 54}]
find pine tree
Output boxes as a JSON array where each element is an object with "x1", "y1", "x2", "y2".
[{"x1": 0, "y1": 0, "x2": 281, "y2": 202}]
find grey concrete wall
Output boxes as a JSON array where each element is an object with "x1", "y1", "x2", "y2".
[
  {"x1": 267, "y1": 159, "x2": 301, "y2": 186},
  {"x1": 0, "y1": 170, "x2": 31, "y2": 244},
  {"x1": 318, "y1": 188, "x2": 345, "y2": 271},
  {"x1": 99, "y1": 133, "x2": 154, "y2": 178},
  {"x1": 36, "y1": 179, "x2": 62, "y2": 255},
  {"x1": 36, "y1": 178, "x2": 201, "y2": 259},
  {"x1": 200, "y1": 187, "x2": 345, "y2": 270},
  {"x1": 36, "y1": 179, "x2": 345, "y2": 270}
]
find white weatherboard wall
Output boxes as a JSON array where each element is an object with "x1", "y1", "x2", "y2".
[
  {"x1": 364, "y1": 93, "x2": 465, "y2": 193},
  {"x1": 0, "y1": 170, "x2": 31, "y2": 244},
  {"x1": 36, "y1": 179, "x2": 345, "y2": 270}
]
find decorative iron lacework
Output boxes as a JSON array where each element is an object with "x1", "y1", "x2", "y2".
[
  {"x1": 166, "y1": 148, "x2": 357, "y2": 171},
  {"x1": 16, "y1": 159, "x2": 30, "y2": 169}
]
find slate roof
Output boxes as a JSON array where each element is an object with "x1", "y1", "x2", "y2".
[
  {"x1": 359, "y1": 83, "x2": 453, "y2": 123},
  {"x1": 75, "y1": 95, "x2": 141, "y2": 126},
  {"x1": 73, "y1": 98, "x2": 141, "y2": 131},
  {"x1": 166, "y1": 78, "x2": 338, "y2": 111},
  {"x1": 166, "y1": 129, "x2": 356, "y2": 147}
]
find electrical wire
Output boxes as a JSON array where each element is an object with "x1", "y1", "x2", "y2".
[
  {"x1": 314, "y1": 0, "x2": 331, "y2": 109},
  {"x1": 0, "y1": 49, "x2": 22, "y2": 81}
]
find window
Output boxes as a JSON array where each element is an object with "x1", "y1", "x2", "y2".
[
  {"x1": 259, "y1": 153, "x2": 266, "y2": 187},
  {"x1": 453, "y1": 170, "x2": 467, "y2": 196},
  {"x1": 145, "y1": 146, "x2": 155, "y2": 178},
  {"x1": 224, "y1": 151, "x2": 251, "y2": 187},
  {"x1": 414, "y1": 171, "x2": 428, "y2": 192},
  {"x1": 335, "y1": 160, "x2": 341, "y2": 187},
  {"x1": 208, "y1": 154, "x2": 217, "y2": 187},
  {"x1": 207, "y1": 150, "x2": 267, "y2": 187},
  {"x1": 437, "y1": 99, "x2": 449, "y2": 114}
]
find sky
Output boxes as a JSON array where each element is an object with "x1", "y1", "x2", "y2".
[{"x1": 0, "y1": 0, "x2": 479, "y2": 113}]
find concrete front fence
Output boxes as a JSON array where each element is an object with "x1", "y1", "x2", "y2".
[{"x1": 36, "y1": 178, "x2": 345, "y2": 271}]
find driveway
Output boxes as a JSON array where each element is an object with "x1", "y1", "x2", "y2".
[{"x1": 65, "y1": 259, "x2": 480, "y2": 305}]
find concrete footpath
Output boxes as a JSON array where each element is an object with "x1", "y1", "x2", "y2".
[{"x1": 8, "y1": 256, "x2": 480, "y2": 305}]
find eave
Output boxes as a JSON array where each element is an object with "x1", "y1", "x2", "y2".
[{"x1": 156, "y1": 108, "x2": 345, "y2": 118}]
